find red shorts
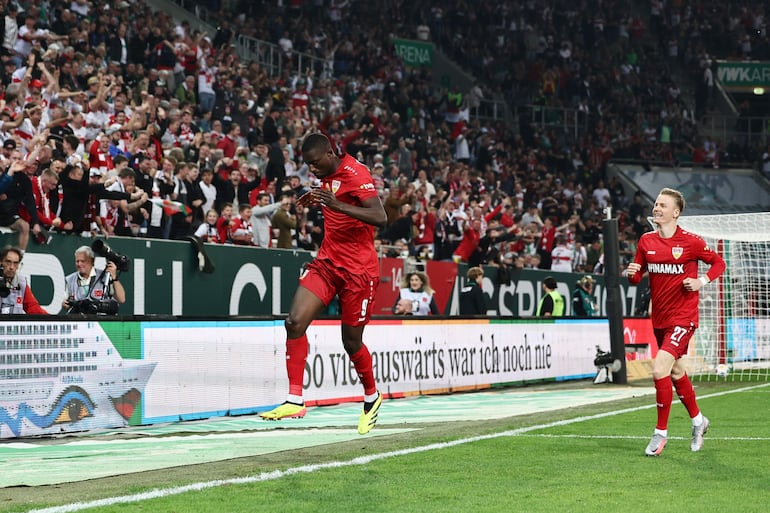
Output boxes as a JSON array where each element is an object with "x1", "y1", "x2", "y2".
[
  {"x1": 654, "y1": 323, "x2": 696, "y2": 359},
  {"x1": 299, "y1": 259, "x2": 378, "y2": 327}
]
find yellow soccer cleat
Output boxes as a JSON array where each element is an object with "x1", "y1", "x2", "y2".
[
  {"x1": 259, "y1": 402, "x2": 307, "y2": 420},
  {"x1": 357, "y1": 392, "x2": 382, "y2": 435}
]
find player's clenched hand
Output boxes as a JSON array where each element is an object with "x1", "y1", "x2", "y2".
[
  {"x1": 626, "y1": 262, "x2": 641, "y2": 278},
  {"x1": 296, "y1": 188, "x2": 319, "y2": 208},
  {"x1": 297, "y1": 186, "x2": 338, "y2": 209}
]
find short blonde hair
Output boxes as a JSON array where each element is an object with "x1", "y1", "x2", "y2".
[
  {"x1": 659, "y1": 187, "x2": 685, "y2": 214},
  {"x1": 467, "y1": 266, "x2": 484, "y2": 281}
]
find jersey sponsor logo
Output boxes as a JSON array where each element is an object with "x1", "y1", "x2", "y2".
[
  {"x1": 648, "y1": 263, "x2": 685, "y2": 274},
  {"x1": 331, "y1": 179, "x2": 341, "y2": 194},
  {"x1": 647, "y1": 250, "x2": 656, "y2": 255},
  {"x1": 359, "y1": 183, "x2": 374, "y2": 190},
  {"x1": 671, "y1": 246, "x2": 683, "y2": 260}
]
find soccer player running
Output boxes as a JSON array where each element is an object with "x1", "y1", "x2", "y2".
[
  {"x1": 626, "y1": 188, "x2": 725, "y2": 456},
  {"x1": 259, "y1": 133, "x2": 387, "y2": 434}
]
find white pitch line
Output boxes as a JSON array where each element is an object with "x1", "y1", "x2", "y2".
[
  {"x1": 27, "y1": 382, "x2": 770, "y2": 513},
  {"x1": 521, "y1": 434, "x2": 770, "y2": 441}
]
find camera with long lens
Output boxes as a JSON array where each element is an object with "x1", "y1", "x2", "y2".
[
  {"x1": 92, "y1": 240, "x2": 130, "y2": 272},
  {"x1": 0, "y1": 264, "x2": 8, "y2": 298},
  {"x1": 67, "y1": 296, "x2": 119, "y2": 315}
]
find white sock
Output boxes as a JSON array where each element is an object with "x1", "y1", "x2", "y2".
[
  {"x1": 654, "y1": 428, "x2": 668, "y2": 437},
  {"x1": 287, "y1": 394, "x2": 303, "y2": 405},
  {"x1": 692, "y1": 412, "x2": 704, "y2": 427},
  {"x1": 364, "y1": 391, "x2": 379, "y2": 403}
]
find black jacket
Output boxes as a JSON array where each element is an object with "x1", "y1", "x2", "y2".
[
  {"x1": 459, "y1": 281, "x2": 486, "y2": 315},
  {"x1": 58, "y1": 166, "x2": 131, "y2": 229},
  {"x1": 0, "y1": 172, "x2": 39, "y2": 225}
]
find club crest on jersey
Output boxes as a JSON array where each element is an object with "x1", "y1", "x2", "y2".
[
  {"x1": 331, "y1": 180, "x2": 341, "y2": 194},
  {"x1": 671, "y1": 246, "x2": 683, "y2": 260}
]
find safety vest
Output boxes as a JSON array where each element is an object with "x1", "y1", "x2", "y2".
[
  {"x1": 0, "y1": 275, "x2": 29, "y2": 314},
  {"x1": 536, "y1": 289, "x2": 564, "y2": 316},
  {"x1": 65, "y1": 269, "x2": 113, "y2": 303}
]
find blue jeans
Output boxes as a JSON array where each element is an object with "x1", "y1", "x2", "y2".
[{"x1": 198, "y1": 92, "x2": 215, "y2": 114}]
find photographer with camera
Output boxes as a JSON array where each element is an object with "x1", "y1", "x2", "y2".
[
  {"x1": 62, "y1": 244, "x2": 126, "y2": 315},
  {"x1": 0, "y1": 246, "x2": 49, "y2": 314}
]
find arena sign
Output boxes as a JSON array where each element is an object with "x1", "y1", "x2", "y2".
[
  {"x1": 716, "y1": 60, "x2": 770, "y2": 91},
  {"x1": 392, "y1": 37, "x2": 434, "y2": 68}
]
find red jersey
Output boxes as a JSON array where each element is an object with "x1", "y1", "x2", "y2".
[
  {"x1": 291, "y1": 89, "x2": 309, "y2": 109},
  {"x1": 88, "y1": 140, "x2": 114, "y2": 173},
  {"x1": 215, "y1": 216, "x2": 232, "y2": 243},
  {"x1": 316, "y1": 154, "x2": 379, "y2": 277},
  {"x1": 413, "y1": 211, "x2": 435, "y2": 246},
  {"x1": 230, "y1": 215, "x2": 255, "y2": 245},
  {"x1": 19, "y1": 176, "x2": 56, "y2": 227},
  {"x1": 628, "y1": 226, "x2": 725, "y2": 329},
  {"x1": 539, "y1": 224, "x2": 556, "y2": 252}
]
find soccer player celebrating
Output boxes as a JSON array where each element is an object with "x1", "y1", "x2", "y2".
[
  {"x1": 259, "y1": 133, "x2": 387, "y2": 434},
  {"x1": 626, "y1": 188, "x2": 725, "y2": 456}
]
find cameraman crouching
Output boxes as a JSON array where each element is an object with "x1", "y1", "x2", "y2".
[
  {"x1": 62, "y1": 246, "x2": 125, "y2": 315},
  {"x1": 0, "y1": 246, "x2": 49, "y2": 314}
]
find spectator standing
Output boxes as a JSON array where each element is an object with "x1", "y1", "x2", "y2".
[
  {"x1": 1, "y1": 3, "x2": 19, "y2": 61},
  {"x1": 58, "y1": 157, "x2": 138, "y2": 234},
  {"x1": 536, "y1": 276, "x2": 564, "y2": 317},
  {"x1": 215, "y1": 167, "x2": 260, "y2": 213},
  {"x1": 572, "y1": 239, "x2": 588, "y2": 272},
  {"x1": 193, "y1": 209, "x2": 220, "y2": 242},
  {"x1": 250, "y1": 191, "x2": 280, "y2": 247},
  {"x1": 0, "y1": 156, "x2": 40, "y2": 251},
  {"x1": 198, "y1": 167, "x2": 217, "y2": 213},
  {"x1": 271, "y1": 193, "x2": 297, "y2": 249},
  {"x1": 169, "y1": 162, "x2": 192, "y2": 239},
  {"x1": 214, "y1": 202, "x2": 234, "y2": 244},
  {"x1": 459, "y1": 266, "x2": 486, "y2": 315},
  {"x1": 537, "y1": 217, "x2": 557, "y2": 269},
  {"x1": 262, "y1": 107, "x2": 281, "y2": 145},
  {"x1": 19, "y1": 168, "x2": 60, "y2": 230},
  {"x1": 586, "y1": 240, "x2": 603, "y2": 272},
  {"x1": 412, "y1": 206, "x2": 436, "y2": 258},
  {"x1": 550, "y1": 234, "x2": 573, "y2": 272},
  {"x1": 105, "y1": 168, "x2": 144, "y2": 237},
  {"x1": 229, "y1": 203, "x2": 255, "y2": 245},
  {"x1": 592, "y1": 179, "x2": 612, "y2": 210},
  {"x1": 197, "y1": 54, "x2": 217, "y2": 114},
  {"x1": 452, "y1": 217, "x2": 483, "y2": 264}
]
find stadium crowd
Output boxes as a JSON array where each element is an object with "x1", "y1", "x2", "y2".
[{"x1": 0, "y1": 0, "x2": 765, "y2": 277}]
